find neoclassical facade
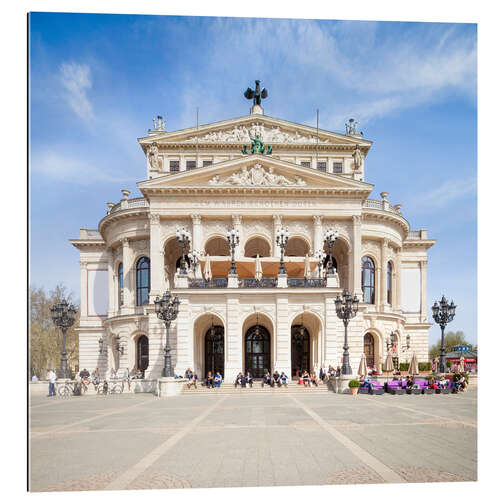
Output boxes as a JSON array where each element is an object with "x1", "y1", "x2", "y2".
[{"x1": 71, "y1": 102, "x2": 435, "y2": 382}]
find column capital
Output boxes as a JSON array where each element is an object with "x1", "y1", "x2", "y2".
[
  {"x1": 313, "y1": 215, "x2": 323, "y2": 226},
  {"x1": 149, "y1": 213, "x2": 160, "y2": 225},
  {"x1": 352, "y1": 215, "x2": 362, "y2": 227},
  {"x1": 272, "y1": 214, "x2": 282, "y2": 225},
  {"x1": 382, "y1": 238, "x2": 389, "y2": 249},
  {"x1": 191, "y1": 213, "x2": 202, "y2": 225},
  {"x1": 121, "y1": 237, "x2": 129, "y2": 248},
  {"x1": 232, "y1": 214, "x2": 242, "y2": 225},
  {"x1": 80, "y1": 261, "x2": 88, "y2": 270}
]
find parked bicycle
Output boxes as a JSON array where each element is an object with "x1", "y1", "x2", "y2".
[
  {"x1": 97, "y1": 379, "x2": 124, "y2": 395},
  {"x1": 57, "y1": 380, "x2": 80, "y2": 398}
]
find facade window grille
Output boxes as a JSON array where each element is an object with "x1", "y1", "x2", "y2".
[
  {"x1": 387, "y1": 261, "x2": 393, "y2": 305},
  {"x1": 118, "y1": 263, "x2": 124, "y2": 307},
  {"x1": 186, "y1": 160, "x2": 196, "y2": 170},
  {"x1": 136, "y1": 257, "x2": 150, "y2": 306},
  {"x1": 202, "y1": 160, "x2": 212, "y2": 167},
  {"x1": 333, "y1": 162, "x2": 343, "y2": 173},
  {"x1": 169, "y1": 160, "x2": 180, "y2": 172},
  {"x1": 300, "y1": 161, "x2": 311, "y2": 168},
  {"x1": 317, "y1": 162, "x2": 327, "y2": 172},
  {"x1": 361, "y1": 256, "x2": 375, "y2": 304}
]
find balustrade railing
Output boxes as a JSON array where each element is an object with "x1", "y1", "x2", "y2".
[
  {"x1": 238, "y1": 278, "x2": 278, "y2": 288},
  {"x1": 287, "y1": 277, "x2": 326, "y2": 288},
  {"x1": 188, "y1": 278, "x2": 228, "y2": 288}
]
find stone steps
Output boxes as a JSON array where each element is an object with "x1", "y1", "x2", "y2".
[{"x1": 181, "y1": 383, "x2": 332, "y2": 395}]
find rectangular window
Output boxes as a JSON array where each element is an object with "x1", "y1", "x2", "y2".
[
  {"x1": 333, "y1": 162, "x2": 343, "y2": 173},
  {"x1": 317, "y1": 162, "x2": 327, "y2": 172},
  {"x1": 169, "y1": 161, "x2": 180, "y2": 172},
  {"x1": 300, "y1": 161, "x2": 311, "y2": 168},
  {"x1": 186, "y1": 160, "x2": 196, "y2": 170},
  {"x1": 203, "y1": 160, "x2": 212, "y2": 167}
]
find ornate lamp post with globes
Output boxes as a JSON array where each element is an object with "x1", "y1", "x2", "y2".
[
  {"x1": 175, "y1": 228, "x2": 191, "y2": 275},
  {"x1": 155, "y1": 291, "x2": 180, "y2": 378},
  {"x1": 335, "y1": 289, "x2": 359, "y2": 375},
  {"x1": 323, "y1": 229, "x2": 339, "y2": 274},
  {"x1": 226, "y1": 228, "x2": 240, "y2": 275},
  {"x1": 432, "y1": 295, "x2": 457, "y2": 373},
  {"x1": 50, "y1": 299, "x2": 78, "y2": 379},
  {"x1": 276, "y1": 227, "x2": 290, "y2": 274}
]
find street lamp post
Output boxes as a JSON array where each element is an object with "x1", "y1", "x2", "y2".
[
  {"x1": 276, "y1": 227, "x2": 290, "y2": 274},
  {"x1": 155, "y1": 291, "x2": 180, "y2": 377},
  {"x1": 176, "y1": 228, "x2": 191, "y2": 275},
  {"x1": 335, "y1": 289, "x2": 359, "y2": 375},
  {"x1": 226, "y1": 228, "x2": 240, "y2": 275},
  {"x1": 432, "y1": 295, "x2": 457, "y2": 374},
  {"x1": 50, "y1": 299, "x2": 78, "y2": 379},
  {"x1": 323, "y1": 229, "x2": 339, "y2": 275}
]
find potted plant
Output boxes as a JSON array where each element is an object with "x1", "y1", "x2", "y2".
[{"x1": 348, "y1": 379, "x2": 361, "y2": 395}]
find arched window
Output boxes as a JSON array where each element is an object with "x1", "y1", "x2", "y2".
[
  {"x1": 387, "y1": 261, "x2": 392, "y2": 305},
  {"x1": 361, "y1": 256, "x2": 375, "y2": 304},
  {"x1": 118, "y1": 263, "x2": 124, "y2": 307},
  {"x1": 136, "y1": 257, "x2": 150, "y2": 306}
]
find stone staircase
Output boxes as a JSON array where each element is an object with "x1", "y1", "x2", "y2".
[{"x1": 181, "y1": 381, "x2": 333, "y2": 395}]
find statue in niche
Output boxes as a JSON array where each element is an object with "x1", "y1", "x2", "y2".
[
  {"x1": 353, "y1": 145, "x2": 363, "y2": 170},
  {"x1": 147, "y1": 142, "x2": 159, "y2": 170}
]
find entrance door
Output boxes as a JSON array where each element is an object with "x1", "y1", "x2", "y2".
[
  {"x1": 291, "y1": 325, "x2": 310, "y2": 377},
  {"x1": 204, "y1": 326, "x2": 224, "y2": 377},
  {"x1": 137, "y1": 335, "x2": 149, "y2": 371},
  {"x1": 245, "y1": 325, "x2": 270, "y2": 378},
  {"x1": 364, "y1": 333, "x2": 375, "y2": 368}
]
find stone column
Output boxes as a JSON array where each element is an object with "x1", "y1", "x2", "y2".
[
  {"x1": 272, "y1": 214, "x2": 282, "y2": 257},
  {"x1": 395, "y1": 247, "x2": 402, "y2": 312},
  {"x1": 232, "y1": 214, "x2": 243, "y2": 257},
  {"x1": 420, "y1": 260, "x2": 427, "y2": 322},
  {"x1": 174, "y1": 295, "x2": 192, "y2": 376},
  {"x1": 351, "y1": 215, "x2": 363, "y2": 297},
  {"x1": 149, "y1": 213, "x2": 163, "y2": 302},
  {"x1": 80, "y1": 261, "x2": 87, "y2": 317},
  {"x1": 312, "y1": 215, "x2": 323, "y2": 254},
  {"x1": 107, "y1": 249, "x2": 115, "y2": 316},
  {"x1": 225, "y1": 296, "x2": 241, "y2": 381},
  {"x1": 121, "y1": 238, "x2": 134, "y2": 313},
  {"x1": 381, "y1": 238, "x2": 388, "y2": 310},
  {"x1": 275, "y1": 295, "x2": 291, "y2": 375},
  {"x1": 191, "y1": 214, "x2": 202, "y2": 253}
]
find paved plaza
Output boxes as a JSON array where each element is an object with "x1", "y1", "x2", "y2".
[{"x1": 29, "y1": 388, "x2": 477, "y2": 491}]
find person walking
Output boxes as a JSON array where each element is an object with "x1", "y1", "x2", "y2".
[{"x1": 47, "y1": 369, "x2": 57, "y2": 397}]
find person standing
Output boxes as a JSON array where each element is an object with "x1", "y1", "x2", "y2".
[{"x1": 47, "y1": 369, "x2": 57, "y2": 397}]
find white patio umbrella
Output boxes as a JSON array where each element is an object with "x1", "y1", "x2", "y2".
[
  {"x1": 358, "y1": 353, "x2": 368, "y2": 378},
  {"x1": 304, "y1": 254, "x2": 311, "y2": 280},
  {"x1": 204, "y1": 254, "x2": 212, "y2": 281},
  {"x1": 383, "y1": 352, "x2": 394, "y2": 372},
  {"x1": 254, "y1": 253, "x2": 263, "y2": 281},
  {"x1": 409, "y1": 351, "x2": 419, "y2": 376},
  {"x1": 459, "y1": 355, "x2": 465, "y2": 373}
]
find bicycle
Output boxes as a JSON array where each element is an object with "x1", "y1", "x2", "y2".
[
  {"x1": 97, "y1": 379, "x2": 124, "y2": 395},
  {"x1": 57, "y1": 381, "x2": 78, "y2": 398}
]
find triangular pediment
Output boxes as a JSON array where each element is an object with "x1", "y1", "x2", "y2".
[
  {"x1": 138, "y1": 156, "x2": 373, "y2": 196},
  {"x1": 138, "y1": 114, "x2": 371, "y2": 150}
]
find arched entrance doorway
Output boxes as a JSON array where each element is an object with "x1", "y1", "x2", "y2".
[
  {"x1": 136, "y1": 335, "x2": 149, "y2": 372},
  {"x1": 291, "y1": 325, "x2": 310, "y2": 376},
  {"x1": 204, "y1": 325, "x2": 224, "y2": 378},
  {"x1": 364, "y1": 333, "x2": 375, "y2": 368},
  {"x1": 245, "y1": 325, "x2": 271, "y2": 378}
]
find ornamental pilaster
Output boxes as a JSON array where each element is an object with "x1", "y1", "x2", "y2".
[
  {"x1": 351, "y1": 215, "x2": 363, "y2": 296},
  {"x1": 420, "y1": 260, "x2": 427, "y2": 322},
  {"x1": 381, "y1": 238, "x2": 389, "y2": 309},
  {"x1": 312, "y1": 215, "x2": 323, "y2": 253},
  {"x1": 149, "y1": 213, "x2": 163, "y2": 301},
  {"x1": 191, "y1": 214, "x2": 202, "y2": 253},
  {"x1": 80, "y1": 261, "x2": 87, "y2": 317},
  {"x1": 121, "y1": 238, "x2": 133, "y2": 312},
  {"x1": 107, "y1": 248, "x2": 115, "y2": 316}
]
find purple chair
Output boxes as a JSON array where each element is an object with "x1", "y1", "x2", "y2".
[
  {"x1": 386, "y1": 380, "x2": 404, "y2": 395},
  {"x1": 359, "y1": 380, "x2": 384, "y2": 395}
]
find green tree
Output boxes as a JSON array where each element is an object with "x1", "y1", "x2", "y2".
[
  {"x1": 29, "y1": 284, "x2": 79, "y2": 378},
  {"x1": 429, "y1": 331, "x2": 473, "y2": 359}
]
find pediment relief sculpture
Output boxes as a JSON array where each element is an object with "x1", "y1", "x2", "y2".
[
  {"x1": 186, "y1": 124, "x2": 330, "y2": 144},
  {"x1": 208, "y1": 164, "x2": 307, "y2": 187}
]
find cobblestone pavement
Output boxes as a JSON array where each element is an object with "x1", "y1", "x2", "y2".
[{"x1": 29, "y1": 389, "x2": 477, "y2": 491}]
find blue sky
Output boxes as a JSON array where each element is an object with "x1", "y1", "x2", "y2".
[{"x1": 29, "y1": 13, "x2": 477, "y2": 345}]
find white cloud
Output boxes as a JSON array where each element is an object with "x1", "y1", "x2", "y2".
[
  {"x1": 414, "y1": 177, "x2": 476, "y2": 212},
  {"x1": 59, "y1": 62, "x2": 94, "y2": 121},
  {"x1": 30, "y1": 150, "x2": 135, "y2": 185}
]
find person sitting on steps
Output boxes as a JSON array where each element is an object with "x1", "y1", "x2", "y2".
[
  {"x1": 245, "y1": 371, "x2": 253, "y2": 387},
  {"x1": 262, "y1": 371, "x2": 272, "y2": 387},
  {"x1": 280, "y1": 371, "x2": 288, "y2": 386},
  {"x1": 205, "y1": 371, "x2": 214, "y2": 388},
  {"x1": 272, "y1": 371, "x2": 281, "y2": 387},
  {"x1": 234, "y1": 372, "x2": 245, "y2": 388},
  {"x1": 214, "y1": 371, "x2": 222, "y2": 388}
]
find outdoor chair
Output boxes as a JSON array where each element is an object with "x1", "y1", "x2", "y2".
[
  {"x1": 359, "y1": 381, "x2": 384, "y2": 395},
  {"x1": 386, "y1": 380, "x2": 404, "y2": 395}
]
